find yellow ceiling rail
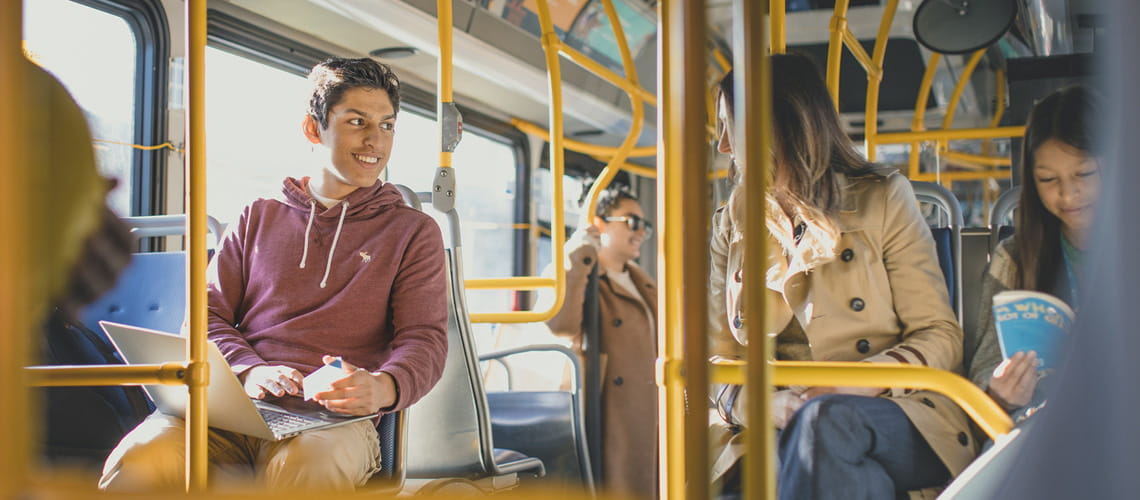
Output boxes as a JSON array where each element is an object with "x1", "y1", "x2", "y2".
[
  {"x1": 841, "y1": 27, "x2": 876, "y2": 76},
  {"x1": 710, "y1": 360, "x2": 1015, "y2": 441},
  {"x1": 660, "y1": 0, "x2": 712, "y2": 497},
  {"x1": 579, "y1": 0, "x2": 646, "y2": 223},
  {"x1": 465, "y1": 277, "x2": 556, "y2": 290},
  {"x1": 556, "y1": 43, "x2": 657, "y2": 108},
  {"x1": 862, "y1": 0, "x2": 899, "y2": 162},
  {"x1": 590, "y1": 155, "x2": 658, "y2": 178},
  {"x1": 876, "y1": 125, "x2": 1026, "y2": 143},
  {"x1": 943, "y1": 150, "x2": 1012, "y2": 167},
  {"x1": 186, "y1": 0, "x2": 211, "y2": 491},
  {"x1": 511, "y1": 118, "x2": 657, "y2": 157}
]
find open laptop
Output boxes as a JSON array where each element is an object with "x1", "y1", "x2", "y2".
[{"x1": 100, "y1": 321, "x2": 376, "y2": 441}]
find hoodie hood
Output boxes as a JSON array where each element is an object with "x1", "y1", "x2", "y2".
[{"x1": 279, "y1": 176, "x2": 406, "y2": 220}]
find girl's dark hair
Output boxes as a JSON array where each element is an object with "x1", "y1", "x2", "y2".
[
  {"x1": 718, "y1": 53, "x2": 874, "y2": 215},
  {"x1": 591, "y1": 186, "x2": 639, "y2": 218},
  {"x1": 1013, "y1": 85, "x2": 1100, "y2": 291},
  {"x1": 307, "y1": 57, "x2": 401, "y2": 129}
]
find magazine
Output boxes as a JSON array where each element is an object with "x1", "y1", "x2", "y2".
[{"x1": 992, "y1": 290, "x2": 1075, "y2": 372}]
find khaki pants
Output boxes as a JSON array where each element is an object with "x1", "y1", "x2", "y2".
[{"x1": 99, "y1": 412, "x2": 382, "y2": 492}]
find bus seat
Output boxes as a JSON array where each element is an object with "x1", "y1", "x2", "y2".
[
  {"x1": 989, "y1": 187, "x2": 1020, "y2": 247},
  {"x1": 79, "y1": 214, "x2": 224, "y2": 333},
  {"x1": 80, "y1": 251, "x2": 187, "y2": 334},
  {"x1": 402, "y1": 191, "x2": 545, "y2": 493},
  {"x1": 911, "y1": 181, "x2": 964, "y2": 323},
  {"x1": 360, "y1": 410, "x2": 407, "y2": 494},
  {"x1": 938, "y1": 424, "x2": 1030, "y2": 498},
  {"x1": 479, "y1": 345, "x2": 595, "y2": 491},
  {"x1": 392, "y1": 182, "x2": 422, "y2": 211}
]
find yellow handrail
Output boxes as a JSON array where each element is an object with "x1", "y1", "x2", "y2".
[
  {"x1": 735, "y1": 1, "x2": 776, "y2": 498},
  {"x1": 186, "y1": 0, "x2": 211, "y2": 490},
  {"x1": 438, "y1": 0, "x2": 454, "y2": 170},
  {"x1": 25, "y1": 363, "x2": 189, "y2": 386},
  {"x1": 511, "y1": 118, "x2": 657, "y2": 157},
  {"x1": 862, "y1": 0, "x2": 899, "y2": 162},
  {"x1": 876, "y1": 125, "x2": 1026, "y2": 143},
  {"x1": 709, "y1": 360, "x2": 1015, "y2": 440},
  {"x1": 2, "y1": 1, "x2": 32, "y2": 491},
  {"x1": 826, "y1": 0, "x2": 852, "y2": 108},
  {"x1": 770, "y1": 0, "x2": 786, "y2": 54},
  {"x1": 659, "y1": 1, "x2": 711, "y2": 498},
  {"x1": 909, "y1": 52, "x2": 942, "y2": 176}
]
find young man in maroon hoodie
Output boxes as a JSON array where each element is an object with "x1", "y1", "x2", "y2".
[{"x1": 99, "y1": 57, "x2": 448, "y2": 491}]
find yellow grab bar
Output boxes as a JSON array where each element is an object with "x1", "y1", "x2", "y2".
[
  {"x1": 512, "y1": 118, "x2": 657, "y2": 157},
  {"x1": 26, "y1": 363, "x2": 189, "y2": 386},
  {"x1": 709, "y1": 360, "x2": 1015, "y2": 441},
  {"x1": 876, "y1": 125, "x2": 1026, "y2": 143}
]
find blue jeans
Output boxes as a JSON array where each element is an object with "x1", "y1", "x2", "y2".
[{"x1": 778, "y1": 394, "x2": 949, "y2": 500}]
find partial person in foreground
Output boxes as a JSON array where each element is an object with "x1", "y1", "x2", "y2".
[
  {"x1": 99, "y1": 57, "x2": 448, "y2": 491},
  {"x1": 708, "y1": 53, "x2": 975, "y2": 499},
  {"x1": 968, "y1": 85, "x2": 1100, "y2": 419},
  {"x1": 540, "y1": 187, "x2": 658, "y2": 499}
]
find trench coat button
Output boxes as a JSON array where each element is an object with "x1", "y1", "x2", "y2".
[
  {"x1": 613, "y1": 376, "x2": 624, "y2": 386},
  {"x1": 583, "y1": 256, "x2": 593, "y2": 265},
  {"x1": 922, "y1": 397, "x2": 936, "y2": 409},
  {"x1": 733, "y1": 315, "x2": 744, "y2": 329},
  {"x1": 856, "y1": 339, "x2": 871, "y2": 354},
  {"x1": 958, "y1": 432, "x2": 969, "y2": 446},
  {"x1": 850, "y1": 298, "x2": 865, "y2": 312},
  {"x1": 733, "y1": 269, "x2": 743, "y2": 282},
  {"x1": 841, "y1": 248, "x2": 854, "y2": 262},
  {"x1": 612, "y1": 318, "x2": 623, "y2": 327}
]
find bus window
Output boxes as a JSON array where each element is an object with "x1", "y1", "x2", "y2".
[
  {"x1": 204, "y1": 46, "x2": 311, "y2": 229},
  {"x1": 23, "y1": 0, "x2": 140, "y2": 216},
  {"x1": 532, "y1": 168, "x2": 586, "y2": 276},
  {"x1": 386, "y1": 116, "x2": 520, "y2": 339}
]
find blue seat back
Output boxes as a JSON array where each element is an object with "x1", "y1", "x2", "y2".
[{"x1": 80, "y1": 252, "x2": 187, "y2": 334}]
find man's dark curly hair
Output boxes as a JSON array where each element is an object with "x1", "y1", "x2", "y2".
[{"x1": 307, "y1": 57, "x2": 401, "y2": 129}]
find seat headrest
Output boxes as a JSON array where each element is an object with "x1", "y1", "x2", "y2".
[{"x1": 393, "y1": 183, "x2": 422, "y2": 211}]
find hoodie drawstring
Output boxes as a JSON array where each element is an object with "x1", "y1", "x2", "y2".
[
  {"x1": 320, "y1": 201, "x2": 349, "y2": 289},
  {"x1": 299, "y1": 200, "x2": 317, "y2": 269}
]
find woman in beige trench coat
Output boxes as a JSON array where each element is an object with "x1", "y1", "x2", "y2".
[
  {"x1": 708, "y1": 54, "x2": 977, "y2": 499},
  {"x1": 542, "y1": 188, "x2": 658, "y2": 499}
]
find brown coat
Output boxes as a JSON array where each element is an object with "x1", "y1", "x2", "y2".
[
  {"x1": 709, "y1": 171, "x2": 978, "y2": 483},
  {"x1": 544, "y1": 242, "x2": 658, "y2": 499}
]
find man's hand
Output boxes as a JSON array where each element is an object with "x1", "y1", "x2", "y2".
[
  {"x1": 313, "y1": 355, "x2": 396, "y2": 416},
  {"x1": 988, "y1": 351, "x2": 1039, "y2": 411},
  {"x1": 241, "y1": 365, "x2": 303, "y2": 399}
]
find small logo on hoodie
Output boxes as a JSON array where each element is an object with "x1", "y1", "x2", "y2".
[{"x1": 359, "y1": 251, "x2": 372, "y2": 264}]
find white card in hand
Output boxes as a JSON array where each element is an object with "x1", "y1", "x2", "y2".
[{"x1": 304, "y1": 357, "x2": 344, "y2": 400}]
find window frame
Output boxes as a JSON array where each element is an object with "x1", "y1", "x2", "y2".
[{"x1": 71, "y1": 0, "x2": 170, "y2": 216}]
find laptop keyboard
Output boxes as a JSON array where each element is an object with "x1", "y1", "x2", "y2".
[{"x1": 259, "y1": 408, "x2": 323, "y2": 435}]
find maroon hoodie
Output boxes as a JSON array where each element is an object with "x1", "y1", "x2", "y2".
[{"x1": 206, "y1": 177, "x2": 447, "y2": 411}]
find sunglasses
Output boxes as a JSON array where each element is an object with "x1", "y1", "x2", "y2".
[{"x1": 603, "y1": 214, "x2": 654, "y2": 235}]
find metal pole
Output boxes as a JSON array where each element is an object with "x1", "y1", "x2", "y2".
[{"x1": 186, "y1": 0, "x2": 210, "y2": 491}]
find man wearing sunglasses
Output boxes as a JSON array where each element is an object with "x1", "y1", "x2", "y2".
[{"x1": 542, "y1": 186, "x2": 658, "y2": 499}]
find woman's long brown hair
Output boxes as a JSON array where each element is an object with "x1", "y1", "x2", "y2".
[
  {"x1": 1012, "y1": 86, "x2": 1099, "y2": 292},
  {"x1": 718, "y1": 53, "x2": 874, "y2": 258}
]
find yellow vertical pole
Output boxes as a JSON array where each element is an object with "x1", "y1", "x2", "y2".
[
  {"x1": 660, "y1": 0, "x2": 709, "y2": 498},
  {"x1": 770, "y1": 0, "x2": 786, "y2": 54},
  {"x1": 438, "y1": 0, "x2": 454, "y2": 170},
  {"x1": 862, "y1": 0, "x2": 899, "y2": 162},
  {"x1": 733, "y1": 1, "x2": 774, "y2": 499},
  {"x1": 185, "y1": 0, "x2": 210, "y2": 491},
  {"x1": 826, "y1": 0, "x2": 851, "y2": 108},
  {"x1": 533, "y1": 0, "x2": 567, "y2": 326},
  {"x1": 909, "y1": 52, "x2": 941, "y2": 177},
  {"x1": 1, "y1": 0, "x2": 32, "y2": 493}
]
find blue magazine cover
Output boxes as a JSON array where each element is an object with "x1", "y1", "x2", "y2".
[{"x1": 993, "y1": 290, "x2": 1075, "y2": 371}]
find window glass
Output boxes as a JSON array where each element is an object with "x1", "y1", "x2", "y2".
[
  {"x1": 386, "y1": 119, "x2": 519, "y2": 318},
  {"x1": 204, "y1": 46, "x2": 311, "y2": 227},
  {"x1": 23, "y1": 0, "x2": 138, "y2": 215}
]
